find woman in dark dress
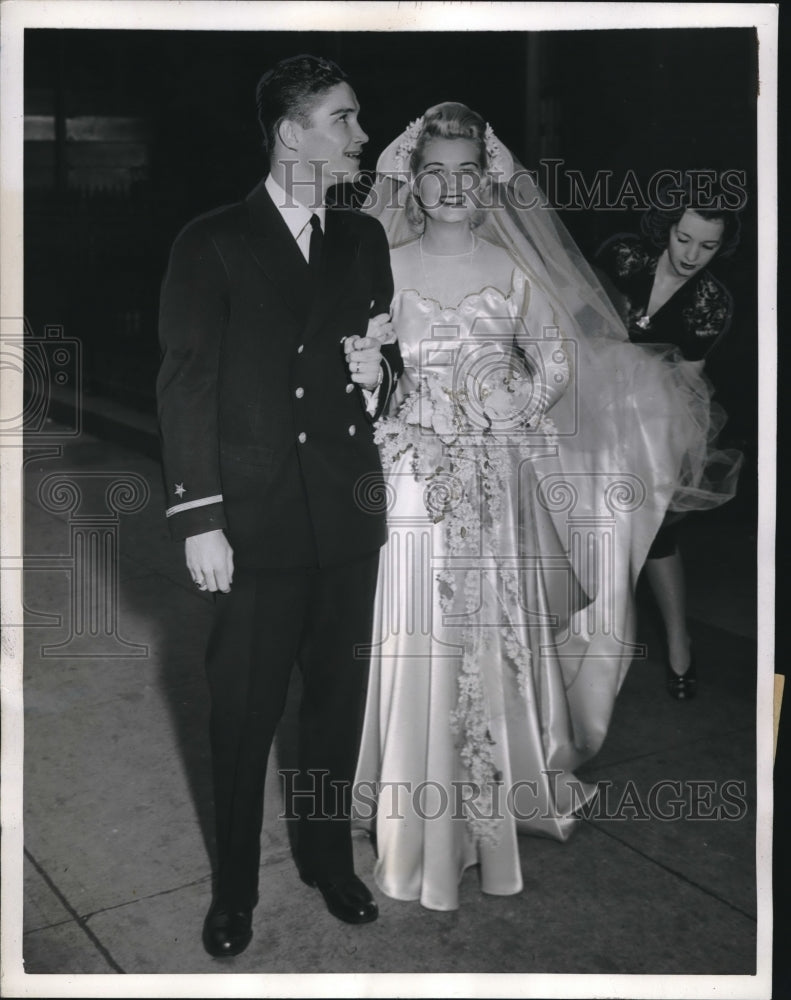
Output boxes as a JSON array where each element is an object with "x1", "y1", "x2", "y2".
[{"x1": 595, "y1": 177, "x2": 742, "y2": 700}]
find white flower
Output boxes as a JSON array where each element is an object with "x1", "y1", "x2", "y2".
[
  {"x1": 393, "y1": 116, "x2": 425, "y2": 172},
  {"x1": 432, "y1": 408, "x2": 457, "y2": 443},
  {"x1": 481, "y1": 386, "x2": 515, "y2": 421}
]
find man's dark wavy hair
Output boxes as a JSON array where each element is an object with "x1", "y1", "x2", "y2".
[{"x1": 255, "y1": 54, "x2": 348, "y2": 155}]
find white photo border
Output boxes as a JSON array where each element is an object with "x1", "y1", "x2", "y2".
[{"x1": 0, "y1": 3, "x2": 777, "y2": 998}]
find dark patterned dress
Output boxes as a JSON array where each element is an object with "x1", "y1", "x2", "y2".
[{"x1": 595, "y1": 234, "x2": 734, "y2": 557}]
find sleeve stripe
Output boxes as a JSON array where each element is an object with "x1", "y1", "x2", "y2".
[{"x1": 166, "y1": 495, "x2": 223, "y2": 517}]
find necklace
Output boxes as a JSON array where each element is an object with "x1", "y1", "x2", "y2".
[
  {"x1": 418, "y1": 235, "x2": 479, "y2": 306},
  {"x1": 419, "y1": 234, "x2": 478, "y2": 259}
]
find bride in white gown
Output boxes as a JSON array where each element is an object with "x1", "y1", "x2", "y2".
[{"x1": 353, "y1": 103, "x2": 741, "y2": 910}]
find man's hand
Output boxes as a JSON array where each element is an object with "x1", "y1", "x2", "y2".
[
  {"x1": 344, "y1": 315, "x2": 394, "y2": 391},
  {"x1": 185, "y1": 528, "x2": 234, "y2": 593}
]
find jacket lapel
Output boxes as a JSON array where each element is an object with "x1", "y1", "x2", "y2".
[{"x1": 242, "y1": 178, "x2": 313, "y2": 326}]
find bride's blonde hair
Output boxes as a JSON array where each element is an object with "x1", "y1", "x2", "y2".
[{"x1": 406, "y1": 102, "x2": 489, "y2": 232}]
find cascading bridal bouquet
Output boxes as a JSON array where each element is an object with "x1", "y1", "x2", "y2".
[
  {"x1": 373, "y1": 344, "x2": 558, "y2": 842},
  {"x1": 374, "y1": 342, "x2": 557, "y2": 501}
]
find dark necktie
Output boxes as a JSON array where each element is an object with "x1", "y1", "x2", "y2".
[{"x1": 308, "y1": 213, "x2": 323, "y2": 270}]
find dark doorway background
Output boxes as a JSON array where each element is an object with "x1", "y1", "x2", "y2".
[{"x1": 23, "y1": 26, "x2": 759, "y2": 516}]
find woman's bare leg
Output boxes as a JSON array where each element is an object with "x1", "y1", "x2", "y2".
[{"x1": 644, "y1": 550, "x2": 692, "y2": 675}]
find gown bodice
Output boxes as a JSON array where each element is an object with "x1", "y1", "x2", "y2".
[
  {"x1": 386, "y1": 267, "x2": 571, "y2": 431},
  {"x1": 393, "y1": 270, "x2": 526, "y2": 355}
]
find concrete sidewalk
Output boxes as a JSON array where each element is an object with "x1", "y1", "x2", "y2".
[{"x1": 10, "y1": 424, "x2": 765, "y2": 990}]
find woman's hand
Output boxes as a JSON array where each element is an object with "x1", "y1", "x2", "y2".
[{"x1": 366, "y1": 313, "x2": 396, "y2": 344}]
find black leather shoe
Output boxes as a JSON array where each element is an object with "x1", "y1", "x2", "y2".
[
  {"x1": 301, "y1": 873, "x2": 379, "y2": 924},
  {"x1": 202, "y1": 900, "x2": 253, "y2": 957},
  {"x1": 666, "y1": 653, "x2": 697, "y2": 701}
]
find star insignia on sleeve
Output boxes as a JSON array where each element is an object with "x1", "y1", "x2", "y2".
[{"x1": 174, "y1": 483, "x2": 186, "y2": 498}]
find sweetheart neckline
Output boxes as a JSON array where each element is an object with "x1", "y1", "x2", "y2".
[{"x1": 394, "y1": 267, "x2": 525, "y2": 314}]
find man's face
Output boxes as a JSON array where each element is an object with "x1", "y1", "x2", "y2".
[{"x1": 293, "y1": 82, "x2": 368, "y2": 192}]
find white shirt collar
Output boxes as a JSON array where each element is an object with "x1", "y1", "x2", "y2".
[{"x1": 265, "y1": 173, "x2": 326, "y2": 241}]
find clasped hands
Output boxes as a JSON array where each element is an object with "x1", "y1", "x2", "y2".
[
  {"x1": 343, "y1": 313, "x2": 395, "y2": 390},
  {"x1": 185, "y1": 313, "x2": 395, "y2": 593}
]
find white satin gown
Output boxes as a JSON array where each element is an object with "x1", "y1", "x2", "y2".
[{"x1": 354, "y1": 242, "x2": 717, "y2": 910}]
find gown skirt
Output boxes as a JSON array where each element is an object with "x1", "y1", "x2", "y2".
[{"x1": 354, "y1": 272, "x2": 732, "y2": 910}]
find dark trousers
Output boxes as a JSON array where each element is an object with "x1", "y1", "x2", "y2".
[{"x1": 204, "y1": 551, "x2": 379, "y2": 908}]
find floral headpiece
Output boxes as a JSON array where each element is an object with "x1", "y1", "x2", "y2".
[
  {"x1": 392, "y1": 116, "x2": 426, "y2": 172},
  {"x1": 390, "y1": 115, "x2": 511, "y2": 177}
]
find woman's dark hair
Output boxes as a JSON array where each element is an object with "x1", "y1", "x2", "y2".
[
  {"x1": 640, "y1": 172, "x2": 743, "y2": 258},
  {"x1": 406, "y1": 102, "x2": 489, "y2": 231},
  {"x1": 255, "y1": 54, "x2": 348, "y2": 154}
]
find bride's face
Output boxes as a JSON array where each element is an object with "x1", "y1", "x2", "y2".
[{"x1": 413, "y1": 137, "x2": 486, "y2": 224}]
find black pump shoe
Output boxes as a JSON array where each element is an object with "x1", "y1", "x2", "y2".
[{"x1": 666, "y1": 653, "x2": 697, "y2": 701}]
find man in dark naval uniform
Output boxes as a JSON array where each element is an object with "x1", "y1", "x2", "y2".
[{"x1": 156, "y1": 54, "x2": 401, "y2": 958}]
